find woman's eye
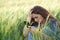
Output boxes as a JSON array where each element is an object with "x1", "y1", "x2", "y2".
[{"x1": 35, "y1": 17, "x2": 38, "y2": 18}]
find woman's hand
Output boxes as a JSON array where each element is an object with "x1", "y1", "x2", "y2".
[
  {"x1": 23, "y1": 26, "x2": 40, "y2": 37},
  {"x1": 23, "y1": 25, "x2": 29, "y2": 37},
  {"x1": 30, "y1": 27, "x2": 35, "y2": 33}
]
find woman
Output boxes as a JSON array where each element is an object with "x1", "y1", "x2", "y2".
[{"x1": 23, "y1": 5, "x2": 60, "y2": 40}]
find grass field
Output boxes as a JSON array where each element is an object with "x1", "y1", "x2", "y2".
[{"x1": 0, "y1": 0, "x2": 60, "y2": 40}]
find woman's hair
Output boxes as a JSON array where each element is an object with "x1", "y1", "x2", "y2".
[{"x1": 30, "y1": 5, "x2": 60, "y2": 27}]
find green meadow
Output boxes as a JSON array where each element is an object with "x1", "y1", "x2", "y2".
[{"x1": 0, "y1": 0, "x2": 60, "y2": 40}]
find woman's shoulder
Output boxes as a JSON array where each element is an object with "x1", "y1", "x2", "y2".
[
  {"x1": 48, "y1": 17, "x2": 57, "y2": 22},
  {"x1": 45, "y1": 17, "x2": 59, "y2": 32}
]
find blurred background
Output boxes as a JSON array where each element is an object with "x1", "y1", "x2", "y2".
[{"x1": 0, "y1": 0, "x2": 60, "y2": 40}]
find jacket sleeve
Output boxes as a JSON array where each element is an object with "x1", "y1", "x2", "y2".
[{"x1": 42, "y1": 18, "x2": 60, "y2": 40}]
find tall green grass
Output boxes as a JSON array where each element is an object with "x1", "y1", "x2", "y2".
[{"x1": 0, "y1": 0, "x2": 60, "y2": 40}]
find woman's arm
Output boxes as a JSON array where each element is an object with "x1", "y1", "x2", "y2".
[{"x1": 42, "y1": 18, "x2": 60, "y2": 40}]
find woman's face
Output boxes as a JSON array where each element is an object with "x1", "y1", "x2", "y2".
[{"x1": 31, "y1": 13, "x2": 44, "y2": 23}]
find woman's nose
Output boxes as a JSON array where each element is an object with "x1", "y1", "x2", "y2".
[{"x1": 35, "y1": 19, "x2": 38, "y2": 22}]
